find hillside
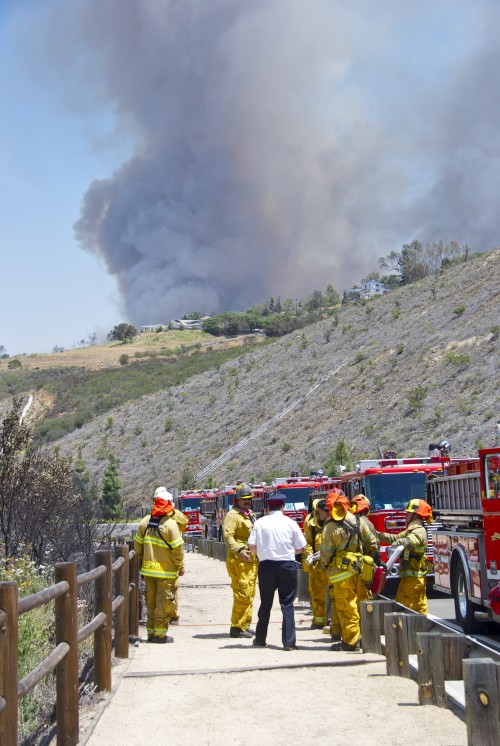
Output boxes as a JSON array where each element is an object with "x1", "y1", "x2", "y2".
[{"x1": 7, "y1": 250, "x2": 500, "y2": 510}]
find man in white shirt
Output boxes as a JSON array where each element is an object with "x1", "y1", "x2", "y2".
[{"x1": 248, "y1": 493, "x2": 307, "y2": 650}]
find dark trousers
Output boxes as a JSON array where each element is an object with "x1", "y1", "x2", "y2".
[{"x1": 255, "y1": 560, "x2": 297, "y2": 647}]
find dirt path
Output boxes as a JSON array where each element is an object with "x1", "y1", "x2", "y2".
[{"x1": 81, "y1": 552, "x2": 466, "y2": 746}]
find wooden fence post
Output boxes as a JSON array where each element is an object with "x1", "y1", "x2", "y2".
[
  {"x1": 463, "y1": 658, "x2": 500, "y2": 745},
  {"x1": 114, "y1": 546, "x2": 129, "y2": 659},
  {"x1": 384, "y1": 612, "x2": 410, "y2": 677},
  {"x1": 94, "y1": 550, "x2": 112, "y2": 692},
  {"x1": 417, "y1": 632, "x2": 446, "y2": 707},
  {"x1": 361, "y1": 599, "x2": 395, "y2": 654},
  {"x1": 405, "y1": 613, "x2": 434, "y2": 654},
  {"x1": 0, "y1": 582, "x2": 18, "y2": 746},
  {"x1": 55, "y1": 562, "x2": 79, "y2": 746},
  {"x1": 127, "y1": 541, "x2": 139, "y2": 637}
]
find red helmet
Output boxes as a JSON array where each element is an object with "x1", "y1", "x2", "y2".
[
  {"x1": 326, "y1": 489, "x2": 349, "y2": 521},
  {"x1": 350, "y1": 495, "x2": 371, "y2": 514},
  {"x1": 406, "y1": 499, "x2": 433, "y2": 524}
]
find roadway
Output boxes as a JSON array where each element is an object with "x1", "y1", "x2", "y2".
[{"x1": 384, "y1": 578, "x2": 500, "y2": 649}]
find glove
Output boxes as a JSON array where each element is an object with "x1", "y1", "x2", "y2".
[{"x1": 306, "y1": 551, "x2": 320, "y2": 565}]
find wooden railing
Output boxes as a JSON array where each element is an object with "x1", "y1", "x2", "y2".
[{"x1": 0, "y1": 543, "x2": 140, "y2": 746}]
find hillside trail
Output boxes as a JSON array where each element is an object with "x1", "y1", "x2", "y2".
[{"x1": 80, "y1": 552, "x2": 466, "y2": 746}]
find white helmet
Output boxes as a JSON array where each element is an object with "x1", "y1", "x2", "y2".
[{"x1": 154, "y1": 486, "x2": 173, "y2": 501}]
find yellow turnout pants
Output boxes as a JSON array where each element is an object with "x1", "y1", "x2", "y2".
[
  {"x1": 396, "y1": 576, "x2": 428, "y2": 615},
  {"x1": 226, "y1": 555, "x2": 258, "y2": 630},
  {"x1": 144, "y1": 576, "x2": 176, "y2": 637},
  {"x1": 333, "y1": 573, "x2": 364, "y2": 646},
  {"x1": 308, "y1": 565, "x2": 328, "y2": 625}
]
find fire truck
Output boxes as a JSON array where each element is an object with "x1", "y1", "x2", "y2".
[
  {"x1": 175, "y1": 489, "x2": 216, "y2": 537},
  {"x1": 270, "y1": 475, "x2": 340, "y2": 529},
  {"x1": 429, "y1": 447, "x2": 500, "y2": 632},
  {"x1": 310, "y1": 456, "x2": 449, "y2": 574}
]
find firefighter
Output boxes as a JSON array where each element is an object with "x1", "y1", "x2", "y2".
[
  {"x1": 349, "y1": 495, "x2": 379, "y2": 605},
  {"x1": 222, "y1": 483, "x2": 259, "y2": 638},
  {"x1": 170, "y1": 504, "x2": 189, "y2": 625},
  {"x1": 302, "y1": 498, "x2": 330, "y2": 629},
  {"x1": 378, "y1": 498, "x2": 432, "y2": 614},
  {"x1": 134, "y1": 488, "x2": 184, "y2": 643},
  {"x1": 320, "y1": 489, "x2": 377, "y2": 651}
]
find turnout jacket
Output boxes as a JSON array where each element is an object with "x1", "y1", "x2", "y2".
[
  {"x1": 378, "y1": 521, "x2": 428, "y2": 578},
  {"x1": 302, "y1": 513, "x2": 326, "y2": 571},
  {"x1": 223, "y1": 507, "x2": 256, "y2": 558},
  {"x1": 173, "y1": 509, "x2": 189, "y2": 533},
  {"x1": 320, "y1": 512, "x2": 377, "y2": 584},
  {"x1": 134, "y1": 514, "x2": 184, "y2": 580}
]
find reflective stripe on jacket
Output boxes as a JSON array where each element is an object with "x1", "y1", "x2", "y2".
[{"x1": 134, "y1": 514, "x2": 184, "y2": 579}]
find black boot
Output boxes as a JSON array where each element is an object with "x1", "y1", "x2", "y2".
[{"x1": 230, "y1": 627, "x2": 253, "y2": 638}]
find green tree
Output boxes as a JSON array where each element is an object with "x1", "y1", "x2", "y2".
[
  {"x1": 0, "y1": 397, "x2": 74, "y2": 560},
  {"x1": 323, "y1": 440, "x2": 355, "y2": 475},
  {"x1": 202, "y1": 316, "x2": 222, "y2": 335},
  {"x1": 178, "y1": 463, "x2": 196, "y2": 491},
  {"x1": 325, "y1": 284, "x2": 340, "y2": 306},
  {"x1": 107, "y1": 323, "x2": 138, "y2": 343},
  {"x1": 100, "y1": 454, "x2": 124, "y2": 519}
]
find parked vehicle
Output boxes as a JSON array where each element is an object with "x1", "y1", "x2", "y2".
[{"x1": 429, "y1": 448, "x2": 500, "y2": 632}]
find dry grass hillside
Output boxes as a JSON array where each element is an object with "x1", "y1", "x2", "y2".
[
  {"x1": 37, "y1": 249, "x2": 498, "y2": 511},
  {"x1": 0, "y1": 329, "x2": 255, "y2": 372}
]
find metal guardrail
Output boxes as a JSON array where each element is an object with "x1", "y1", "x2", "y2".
[{"x1": 361, "y1": 599, "x2": 500, "y2": 745}]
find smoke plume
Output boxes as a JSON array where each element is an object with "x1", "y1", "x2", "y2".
[{"x1": 32, "y1": 1, "x2": 500, "y2": 323}]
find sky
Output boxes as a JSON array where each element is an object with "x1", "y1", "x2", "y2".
[{"x1": 1, "y1": 1, "x2": 499, "y2": 356}]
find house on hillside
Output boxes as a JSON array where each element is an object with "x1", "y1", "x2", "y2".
[
  {"x1": 141, "y1": 319, "x2": 205, "y2": 332},
  {"x1": 170, "y1": 318, "x2": 204, "y2": 330},
  {"x1": 344, "y1": 280, "x2": 390, "y2": 300}
]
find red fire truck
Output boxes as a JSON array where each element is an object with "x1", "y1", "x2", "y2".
[
  {"x1": 310, "y1": 456, "x2": 449, "y2": 574},
  {"x1": 270, "y1": 475, "x2": 340, "y2": 529},
  {"x1": 429, "y1": 447, "x2": 500, "y2": 632},
  {"x1": 175, "y1": 489, "x2": 216, "y2": 537}
]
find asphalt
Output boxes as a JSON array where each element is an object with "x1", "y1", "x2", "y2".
[{"x1": 80, "y1": 551, "x2": 467, "y2": 746}]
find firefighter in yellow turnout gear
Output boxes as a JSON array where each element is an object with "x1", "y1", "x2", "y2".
[
  {"x1": 302, "y1": 499, "x2": 330, "y2": 629},
  {"x1": 349, "y1": 495, "x2": 381, "y2": 605},
  {"x1": 320, "y1": 490, "x2": 378, "y2": 651},
  {"x1": 134, "y1": 488, "x2": 184, "y2": 643},
  {"x1": 223, "y1": 483, "x2": 258, "y2": 638},
  {"x1": 378, "y1": 499, "x2": 432, "y2": 615}
]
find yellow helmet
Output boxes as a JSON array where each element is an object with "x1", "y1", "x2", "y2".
[{"x1": 234, "y1": 483, "x2": 253, "y2": 501}]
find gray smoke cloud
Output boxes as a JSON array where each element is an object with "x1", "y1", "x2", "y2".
[{"x1": 31, "y1": 0, "x2": 500, "y2": 323}]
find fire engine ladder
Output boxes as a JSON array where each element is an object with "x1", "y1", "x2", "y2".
[{"x1": 194, "y1": 360, "x2": 350, "y2": 484}]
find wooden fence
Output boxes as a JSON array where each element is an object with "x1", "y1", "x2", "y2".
[
  {"x1": 361, "y1": 599, "x2": 500, "y2": 745},
  {"x1": 0, "y1": 542, "x2": 140, "y2": 746}
]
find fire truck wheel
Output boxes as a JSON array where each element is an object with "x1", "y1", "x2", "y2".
[{"x1": 452, "y1": 561, "x2": 481, "y2": 634}]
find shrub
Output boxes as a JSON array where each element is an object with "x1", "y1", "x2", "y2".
[
  {"x1": 453, "y1": 305, "x2": 466, "y2": 317},
  {"x1": 164, "y1": 417, "x2": 174, "y2": 433},
  {"x1": 282, "y1": 443, "x2": 292, "y2": 453},
  {"x1": 491, "y1": 325, "x2": 500, "y2": 339},
  {"x1": 119, "y1": 353, "x2": 129, "y2": 365},
  {"x1": 391, "y1": 309, "x2": 401, "y2": 319},
  {"x1": 7, "y1": 358, "x2": 22, "y2": 369},
  {"x1": 407, "y1": 385, "x2": 427, "y2": 413},
  {"x1": 0, "y1": 558, "x2": 55, "y2": 740},
  {"x1": 445, "y1": 352, "x2": 470, "y2": 368}
]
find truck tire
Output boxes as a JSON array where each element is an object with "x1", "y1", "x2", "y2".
[{"x1": 452, "y1": 561, "x2": 480, "y2": 634}]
